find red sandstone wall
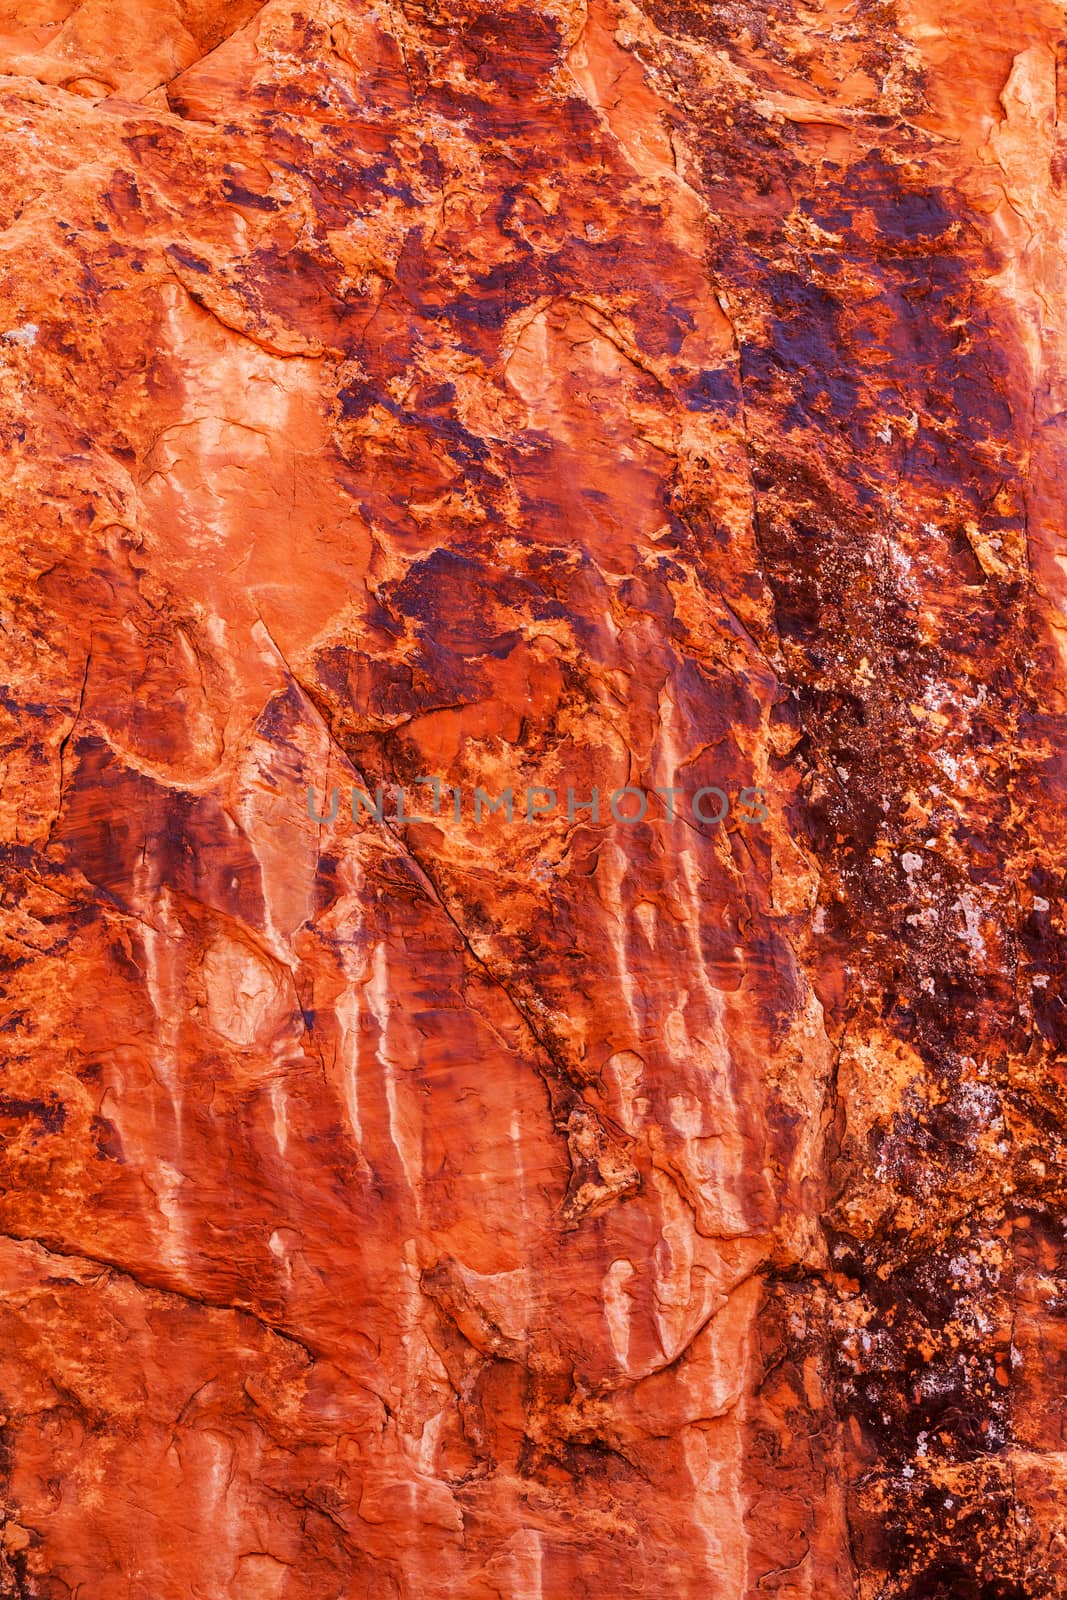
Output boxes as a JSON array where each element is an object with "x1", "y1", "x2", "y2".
[{"x1": 1, "y1": 0, "x2": 1066, "y2": 1595}]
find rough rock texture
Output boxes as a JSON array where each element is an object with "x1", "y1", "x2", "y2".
[{"x1": 1, "y1": 0, "x2": 1065, "y2": 1595}]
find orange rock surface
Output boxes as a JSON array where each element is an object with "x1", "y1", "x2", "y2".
[{"x1": 1, "y1": 0, "x2": 1066, "y2": 1595}]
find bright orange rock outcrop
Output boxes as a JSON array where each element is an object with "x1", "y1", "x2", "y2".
[{"x1": 1, "y1": 0, "x2": 1065, "y2": 1595}]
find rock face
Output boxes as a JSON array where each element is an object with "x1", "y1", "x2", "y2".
[{"x1": 1, "y1": 0, "x2": 1065, "y2": 1595}]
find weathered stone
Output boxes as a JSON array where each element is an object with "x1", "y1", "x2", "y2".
[{"x1": 1, "y1": 0, "x2": 1065, "y2": 1595}]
